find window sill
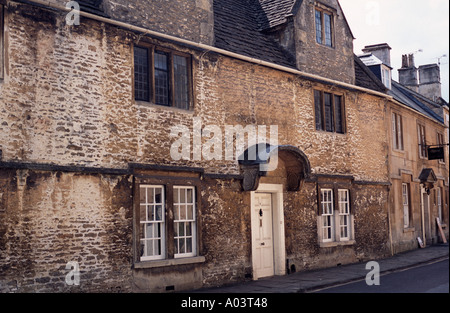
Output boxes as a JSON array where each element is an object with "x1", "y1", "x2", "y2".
[
  {"x1": 319, "y1": 239, "x2": 355, "y2": 248},
  {"x1": 134, "y1": 256, "x2": 205, "y2": 269},
  {"x1": 403, "y1": 227, "x2": 415, "y2": 233},
  {"x1": 315, "y1": 129, "x2": 347, "y2": 136},
  {"x1": 135, "y1": 100, "x2": 194, "y2": 114},
  {"x1": 315, "y1": 42, "x2": 335, "y2": 50}
]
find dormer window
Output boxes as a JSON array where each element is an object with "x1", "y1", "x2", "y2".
[
  {"x1": 381, "y1": 65, "x2": 391, "y2": 89},
  {"x1": 315, "y1": 8, "x2": 333, "y2": 47}
]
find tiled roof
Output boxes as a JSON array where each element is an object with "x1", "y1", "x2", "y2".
[
  {"x1": 254, "y1": 0, "x2": 298, "y2": 31},
  {"x1": 213, "y1": 0, "x2": 296, "y2": 67},
  {"x1": 390, "y1": 81, "x2": 444, "y2": 124}
]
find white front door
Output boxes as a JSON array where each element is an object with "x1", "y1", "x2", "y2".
[{"x1": 251, "y1": 192, "x2": 274, "y2": 279}]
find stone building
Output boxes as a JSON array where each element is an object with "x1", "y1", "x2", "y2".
[
  {"x1": 359, "y1": 44, "x2": 449, "y2": 254},
  {"x1": 0, "y1": 0, "x2": 447, "y2": 293}
]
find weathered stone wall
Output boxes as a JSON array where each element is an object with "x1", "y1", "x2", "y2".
[
  {"x1": 293, "y1": 0, "x2": 355, "y2": 84},
  {"x1": 0, "y1": 169, "x2": 133, "y2": 292},
  {"x1": 0, "y1": 2, "x2": 136, "y2": 168}
]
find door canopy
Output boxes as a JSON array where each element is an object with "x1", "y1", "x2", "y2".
[{"x1": 238, "y1": 144, "x2": 311, "y2": 191}]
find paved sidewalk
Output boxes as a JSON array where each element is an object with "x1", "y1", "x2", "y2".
[{"x1": 192, "y1": 244, "x2": 449, "y2": 293}]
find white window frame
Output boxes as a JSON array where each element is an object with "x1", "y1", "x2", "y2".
[
  {"x1": 139, "y1": 185, "x2": 166, "y2": 261},
  {"x1": 321, "y1": 189, "x2": 334, "y2": 242},
  {"x1": 338, "y1": 189, "x2": 350, "y2": 241},
  {"x1": 173, "y1": 186, "x2": 197, "y2": 258},
  {"x1": 382, "y1": 66, "x2": 391, "y2": 89},
  {"x1": 402, "y1": 183, "x2": 410, "y2": 228},
  {"x1": 418, "y1": 124, "x2": 427, "y2": 158}
]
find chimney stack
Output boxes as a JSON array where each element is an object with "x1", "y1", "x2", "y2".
[
  {"x1": 398, "y1": 53, "x2": 442, "y2": 101},
  {"x1": 418, "y1": 64, "x2": 441, "y2": 101},
  {"x1": 362, "y1": 43, "x2": 392, "y2": 67},
  {"x1": 398, "y1": 54, "x2": 419, "y2": 92}
]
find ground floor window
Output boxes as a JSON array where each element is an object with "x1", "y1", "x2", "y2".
[
  {"x1": 319, "y1": 187, "x2": 353, "y2": 243},
  {"x1": 136, "y1": 181, "x2": 199, "y2": 263},
  {"x1": 140, "y1": 185, "x2": 165, "y2": 260},
  {"x1": 338, "y1": 189, "x2": 350, "y2": 240},
  {"x1": 402, "y1": 183, "x2": 412, "y2": 228},
  {"x1": 173, "y1": 186, "x2": 196, "y2": 257}
]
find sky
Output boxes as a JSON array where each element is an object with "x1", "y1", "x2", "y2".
[{"x1": 339, "y1": 0, "x2": 450, "y2": 102}]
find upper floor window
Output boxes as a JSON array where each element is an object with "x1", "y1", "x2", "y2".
[
  {"x1": 417, "y1": 123, "x2": 427, "y2": 158},
  {"x1": 315, "y1": 8, "x2": 333, "y2": 47},
  {"x1": 392, "y1": 112, "x2": 404, "y2": 150},
  {"x1": 381, "y1": 66, "x2": 391, "y2": 89},
  {"x1": 134, "y1": 45, "x2": 192, "y2": 110},
  {"x1": 314, "y1": 89, "x2": 345, "y2": 134}
]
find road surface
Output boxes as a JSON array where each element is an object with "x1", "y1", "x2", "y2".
[{"x1": 314, "y1": 258, "x2": 449, "y2": 293}]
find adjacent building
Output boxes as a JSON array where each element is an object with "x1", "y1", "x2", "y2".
[
  {"x1": 0, "y1": 0, "x2": 447, "y2": 292},
  {"x1": 359, "y1": 44, "x2": 449, "y2": 253}
]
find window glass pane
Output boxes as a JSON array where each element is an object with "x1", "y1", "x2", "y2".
[
  {"x1": 186, "y1": 238, "x2": 192, "y2": 253},
  {"x1": 179, "y1": 238, "x2": 185, "y2": 254},
  {"x1": 173, "y1": 55, "x2": 189, "y2": 110},
  {"x1": 186, "y1": 222, "x2": 192, "y2": 236},
  {"x1": 179, "y1": 205, "x2": 186, "y2": 220},
  {"x1": 134, "y1": 46, "x2": 149, "y2": 101},
  {"x1": 315, "y1": 10, "x2": 322, "y2": 44},
  {"x1": 145, "y1": 224, "x2": 153, "y2": 239},
  {"x1": 324, "y1": 13, "x2": 332, "y2": 46},
  {"x1": 314, "y1": 90, "x2": 323, "y2": 131},
  {"x1": 392, "y1": 113, "x2": 398, "y2": 149},
  {"x1": 324, "y1": 93, "x2": 334, "y2": 132},
  {"x1": 397, "y1": 115, "x2": 403, "y2": 149},
  {"x1": 180, "y1": 222, "x2": 185, "y2": 236},
  {"x1": 334, "y1": 95, "x2": 343, "y2": 133},
  {"x1": 146, "y1": 240, "x2": 155, "y2": 256},
  {"x1": 154, "y1": 51, "x2": 169, "y2": 105},
  {"x1": 147, "y1": 204, "x2": 154, "y2": 221},
  {"x1": 154, "y1": 187, "x2": 162, "y2": 203},
  {"x1": 186, "y1": 188, "x2": 193, "y2": 203},
  {"x1": 187, "y1": 204, "x2": 193, "y2": 220},
  {"x1": 155, "y1": 205, "x2": 163, "y2": 221}
]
